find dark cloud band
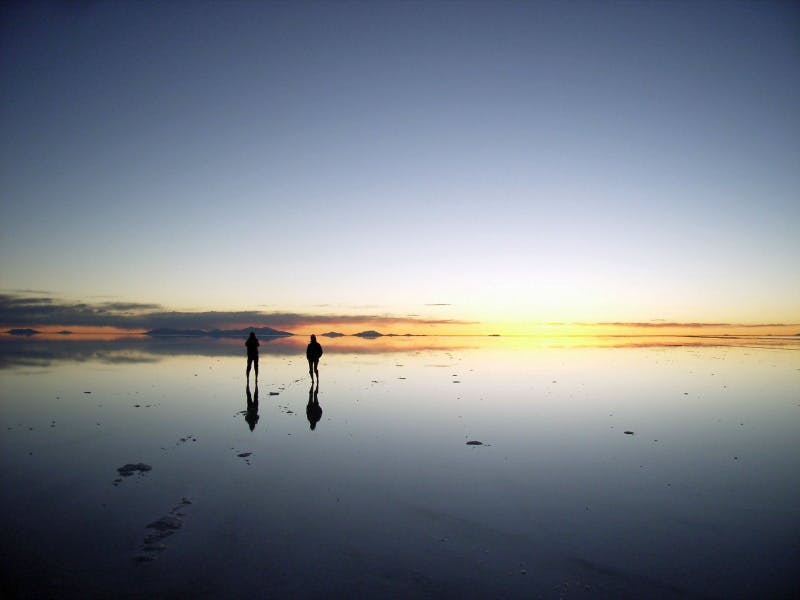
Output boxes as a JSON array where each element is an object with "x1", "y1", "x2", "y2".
[{"x1": 0, "y1": 293, "x2": 475, "y2": 332}]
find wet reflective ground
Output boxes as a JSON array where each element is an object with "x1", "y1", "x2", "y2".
[{"x1": 1, "y1": 336, "x2": 798, "y2": 598}]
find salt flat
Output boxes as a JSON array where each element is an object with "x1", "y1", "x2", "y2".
[{"x1": 1, "y1": 335, "x2": 798, "y2": 598}]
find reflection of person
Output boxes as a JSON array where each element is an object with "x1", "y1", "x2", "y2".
[
  {"x1": 306, "y1": 334, "x2": 323, "y2": 381},
  {"x1": 245, "y1": 382, "x2": 259, "y2": 431},
  {"x1": 306, "y1": 383, "x2": 322, "y2": 431},
  {"x1": 245, "y1": 331, "x2": 259, "y2": 381}
]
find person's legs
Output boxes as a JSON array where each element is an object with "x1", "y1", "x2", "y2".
[
  {"x1": 254, "y1": 356, "x2": 259, "y2": 379},
  {"x1": 313, "y1": 359, "x2": 319, "y2": 378},
  {"x1": 308, "y1": 359, "x2": 314, "y2": 380}
]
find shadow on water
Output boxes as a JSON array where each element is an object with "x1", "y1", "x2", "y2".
[
  {"x1": 245, "y1": 383, "x2": 259, "y2": 431},
  {"x1": 306, "y1": 383, "x2": 322, "y2": 431}
]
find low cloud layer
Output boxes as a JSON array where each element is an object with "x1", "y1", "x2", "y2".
[
  {"x1": 0, "y1": 293, "x2": 474, "y2": 332},
  {"x1": 591, "y1": 321, "x2": 791, "y2": 329},
  {"x1": 3, "y1": 293, "x2": 794, "y2": 334}
]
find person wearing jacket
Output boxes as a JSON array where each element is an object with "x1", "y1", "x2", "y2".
[{"x1": 306, "y1": 334, "x2": 323, "y2": 381}]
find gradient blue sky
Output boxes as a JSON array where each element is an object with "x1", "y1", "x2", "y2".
[{"x1": 1, "y1": 1, "x2": 798, "y2": 329}]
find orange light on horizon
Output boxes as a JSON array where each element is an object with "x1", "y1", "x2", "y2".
[
  {"x1": 1, "y1": 325, "x2": 147, "y2": 341},
  {"x1": 4, "y1": 318, "x2": 798, "y2": 341}
]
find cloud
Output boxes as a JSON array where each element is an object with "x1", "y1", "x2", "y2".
[
  {"x1": 593, "y1": 322, "x2": 792, "y2": 329},
  {"x1": 597, "y1": 322, "x2": 729, "y2": 328},
  {"x1": 0, "y1": 294, "x2": 168, "y2": 328},
  {"x1": 8, "y1": 289, "x2": 52, "y2": 295},
  {"x1": 259, "y1": 313, "x2": 472, "y2": 327},
  {"x1": 0, "y1": 293, "x2": 476, "y2": 332},
  {"x1": 98, "y1": 302, "x2": 163, "y2": 311}
]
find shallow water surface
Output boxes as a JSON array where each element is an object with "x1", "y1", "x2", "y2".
[{"x1": 1, "y1": 336, "x2": 798, "y2": 598}]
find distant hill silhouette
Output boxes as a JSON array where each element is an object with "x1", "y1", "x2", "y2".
[
  {"x1": 321, "y1": 332, "x2": 345, "y2": 338},
  {"x1": 147, "y1": 326, "x2": 293, "y2": 338},
  {"x1": 7, "y1": 328, "x2": 40, "y2": 336},
  {"x1": 354, "y1": 330, "x2": 383, "y2": 338}
]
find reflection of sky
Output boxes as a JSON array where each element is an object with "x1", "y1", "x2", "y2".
[
  {"x1": 3, "y1": 333, "x2": 799, "y2": 370},
  {"x1": 1, "y1": 342, "x2": 798, "y2": 596},
  {"x1": 0, "y1": 335, "x2": 481, "y2": 369},
  {"x1": 3, "y1": 333, "x2": 800, "y2": 370},
  {"x1": 1, "y1": 3, "x2": 799, "y2": 324}
]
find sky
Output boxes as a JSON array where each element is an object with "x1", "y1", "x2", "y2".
[{"x1": 1, "y1": 1, "x2": 799, "y2": 334}]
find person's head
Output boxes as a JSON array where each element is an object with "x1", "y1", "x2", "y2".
[
  {"x1": 248, "y1": 331, "x2": 256, "y2": 339},
  {"x1": 310, "y1": 334, "x2": 316, "y2": 342}
]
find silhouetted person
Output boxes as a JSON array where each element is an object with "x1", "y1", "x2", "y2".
[
  {"x1": 306, "y1": 383, "x2": 322, "y2": 430},
  {"x1": 306, "y1": 334, "x2": 323, "y2": 381},
  {"x1": 245, "y1": 382, "x2": 259, "y2": 431},
  {"x1": 245, "y1": 331, "x2": 259, "y2": 381}
]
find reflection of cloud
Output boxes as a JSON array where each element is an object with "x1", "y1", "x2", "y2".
[
  {"x1": 0, "y1": 293, "x2": 476, "y2": 332},
  {"x1": 586, "y1": 337, "x2": 800, "y2": 349},
  {"x1": 3, "y1": 331, "x2": 798, "y2": 369},
  {"x1": 0, "y1": 336, "x2": 247, "y2": 369},
  {"x1": 0, "y1": 337, "x2": 163, "y2": 368},
  {"x1": 0, "y1": 335, "x2": 477, "y2": 369}
]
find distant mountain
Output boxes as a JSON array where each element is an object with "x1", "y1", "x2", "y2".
[
  {"x1": 7, "y1": 328, "x2": 40, "y2": 336},
  {"x1": 321, "y1": 331, "x2": 345, "y2": 338},
  {"x1": 146, "y1": 326, "x2": 293, "y2": 338},
  {"x1": 57, "y1": 330, "x2": 73, "y2": 335},
  {"x1": 354, "y1": 330, "x2": 383, "y2": 338}
]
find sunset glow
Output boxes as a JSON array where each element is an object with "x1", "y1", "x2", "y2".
[{"x1": 1, "y1": 2, "x2": 798, "y2": 342}]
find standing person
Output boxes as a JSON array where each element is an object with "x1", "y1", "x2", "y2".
[
  {"x1": 245, "y1": 331, "x2": 259, "y2": 381},
  {"x1": 306, "y1": 334, "x2": 323, "y2": 381}
]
